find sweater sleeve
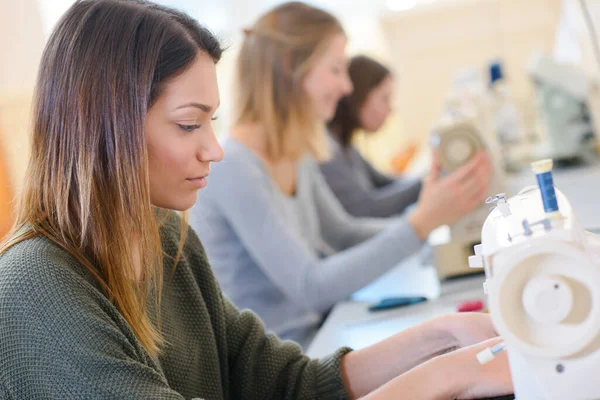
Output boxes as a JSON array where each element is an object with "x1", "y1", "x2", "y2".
[
  {"x1": 359, "y1": 149, "x2": 395, "y2": 188},
  {"x1": 319, "y1": 146, "x2": 422, "y2": 218},
  {"x1": 223, "y1": 297, "x2": 352, "y2": 400},
  {"x1": 179, "y1": 225, "x2": 352, "y2": 400},
  {"x1": 194, "y1": 155, "x2": 422, "y2": 313},
  {"x1": 0, "y1": 240, "x2": 189, "y2": 400}
]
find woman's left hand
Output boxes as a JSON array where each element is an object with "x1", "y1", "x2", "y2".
[{"x1": 434, "y1": 312, "x2": 499, "y2": 348}]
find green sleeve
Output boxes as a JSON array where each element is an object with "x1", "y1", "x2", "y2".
[
  {"x1": 177, "y1": 217, "x2": 353, "y2": 400},
  {"x1": 222, "y1": 295, "x2": 352, "y2": 399}
]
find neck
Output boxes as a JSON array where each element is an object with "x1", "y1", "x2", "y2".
[{"x1": 231, "y1": 122, "x2": 270, "y2": 160}]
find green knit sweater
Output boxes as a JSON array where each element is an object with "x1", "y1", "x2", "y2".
[{"x1": 0, "y1": 214, "x2": 351, "y2": 399}]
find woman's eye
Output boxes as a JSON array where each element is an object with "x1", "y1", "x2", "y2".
[
  {"x1": 211, "y1": 116, "x2": 219, "y2": 121},
  {"x1": 177, "y1": 124, "x2": 201, "y2": 132}
]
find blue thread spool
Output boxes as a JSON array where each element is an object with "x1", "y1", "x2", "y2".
[{"x1": 531, "y1": 159, "x2": 559, "y2": 215}]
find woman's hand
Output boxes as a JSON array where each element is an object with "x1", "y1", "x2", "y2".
[
  {"x1": 433, "y1": 313, "x2": 499, "y2": 349},
  {"x1": 409, "y1": 151, "x2": 492, "y2": 240},
  {"x1": 340, "y1": 312, "x2": 501, "y2": 399},
  {"x1": 358, "y1": 337, "x2": 513, "y2": 400},
  {"x1": 443, "y1": 337, "x2": 513, "y2": 399}
]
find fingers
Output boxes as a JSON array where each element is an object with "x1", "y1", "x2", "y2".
[
  {"x1": 449, "y1": 152, "x2": 487, "y2": 183},
  {"x1": 454, "y1": 152, "x2": 492, "y2": 204},
  {"x1": 426, "y1": 150, "x2": 441, "y2": 183},
  {"x1": 462, "y1": 175, "x2": 490, "y2": 203},
  {"x1": 448, "y1": 152, "x2": 491, "y2": 188}
]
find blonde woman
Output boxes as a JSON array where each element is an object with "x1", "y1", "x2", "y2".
[
  {"x1": 192, "y1": 2, "x2": 492, "y2": 347},
  {"x1": 0, "y1": 1, "x2": 511, "y2": 398}
]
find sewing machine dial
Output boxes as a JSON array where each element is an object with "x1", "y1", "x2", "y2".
[{"x1": 489, "y1": 243, "x2": 600, "y2": 359}]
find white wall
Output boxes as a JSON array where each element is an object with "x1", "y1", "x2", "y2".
[
  {"x1": 360, "y1": 0, "x2": 563, "y2": 173},
  {"x1": 0, "y1": 0, "x2": 45, "y2": 188}
]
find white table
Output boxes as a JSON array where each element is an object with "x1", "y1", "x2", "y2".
[
  {"x1": 307, "y1": 162, "x2": 600, "y2": 358},
  {"x1": 307, "y1": 257, "x2": 486, "y2": 357}
]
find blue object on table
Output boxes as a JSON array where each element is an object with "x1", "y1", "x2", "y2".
[{"x1": 368, "y1": 296, "x2": 427, "y2": 312}]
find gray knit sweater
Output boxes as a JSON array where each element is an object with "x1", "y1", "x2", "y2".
[
  {"x1": 319, "y1": 135, "x2": 422, "y2": 218},
  {"x1": 192, "y1": 138, "x2": 422, "y2": 348},
  {"x1": 0, "y1": 214, "x2": 351, "y2": 399}
]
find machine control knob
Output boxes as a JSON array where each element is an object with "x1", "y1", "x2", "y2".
[{"x1": 522, "y1": 274, "x2": 573, "y2": 325}]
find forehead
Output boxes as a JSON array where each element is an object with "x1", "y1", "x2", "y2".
[
  {"x1": 315, "y1": 33, "x2": 347, "y2": 64},
  {"x1": 159, "y1": 52, "x2": 219, "y2": 107},
  {"x1": 374, "y1": 75, "x2": 394, "y2": 92}
]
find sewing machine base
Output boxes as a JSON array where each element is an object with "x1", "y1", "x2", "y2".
[{"x1": 433, "y1": 240, "x2": 483, "y2": 281}]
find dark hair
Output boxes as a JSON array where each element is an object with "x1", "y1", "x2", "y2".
[
  {"x1": 328, "y1": 55, "x2": 391, "y2": 148},
  {"x1": 2, "y1": 0, "x2": 223, "y2": 356}
]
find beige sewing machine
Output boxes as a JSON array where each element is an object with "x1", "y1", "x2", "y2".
[{"x1": 428, "y1": 117, "x2": 507, "y2": 280}]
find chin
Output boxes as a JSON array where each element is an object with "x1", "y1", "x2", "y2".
[
  {"x1": 320, "y1": 108, "x2": 336, "y2": 122},
  {"x1": 152, "y1": 193, "x2": 198, "y2": 211}
]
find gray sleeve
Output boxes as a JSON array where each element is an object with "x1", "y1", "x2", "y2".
[
  {"x1": 359, "y1": 150, "x2": 395, "y2": 188},
  {"x1": 319, "y1": 147, "x2": 422, "y2": 218},
  {"x1": 198, "y1": 157, "x2": 422, "y2": 313},
  {"x1": 0, "y1": 250, "x2": 188, "y2": 400}
]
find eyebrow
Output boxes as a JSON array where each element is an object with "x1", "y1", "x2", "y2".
[{"x1": 175, "y1": 102, "x2": 213, "y2": 112}]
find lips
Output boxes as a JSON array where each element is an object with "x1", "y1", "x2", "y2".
[{"x1": 187, "y1": 175, "x2": 209, "y2": 188}]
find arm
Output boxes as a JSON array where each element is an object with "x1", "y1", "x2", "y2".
[
  {"x1": 195, "y1": 158, "x2": 421, "y2": 313},
  {"x1": 319, "y1": 148, "x2": 422, "y2": 218},
  {"x1": 223, "y1": 297, "x2": 352, "y2": 400},
  {"x1": 0, "y1": 248, "x2": 187, "y2": 399},
  {"x1": 359, "y1": 150, "x2": 395, "y2": 188},
  {"x1": 355, "y1": 338, "x2": 512, "y2": 400},
  {"x1": 340, "y1": 315, "x2": 458, "y2": 398},
  {"x1": 309, "y1": 158, "x2": 421, "y2": 251},
  {"x1": 182, "y1": 227, "x2": 352, "y2": 400},
  {"x1": 340, "y1": 316, "x2": 512, "y2": 400}
]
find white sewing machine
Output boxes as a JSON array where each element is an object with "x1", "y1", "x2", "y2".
[
  {"x1": 469, "y1": 160, "x2": 600, "y2": 399},
  {"x1": 428, "y1": 117, "x2": 507, "y2": 280},
  {"x1": 529, "y1": 52, "x2": 600, "y2": 162}
]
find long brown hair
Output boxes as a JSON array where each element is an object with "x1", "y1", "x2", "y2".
[
  {"x1": 0, "y1": 0, "x2": 222, "y2": 356},
  {"x1": 328, "y1": 55, "x2": 391, "y2": 148},
  {"x1": 235, "y1": 1, "x2": 344, "y2": 161}
]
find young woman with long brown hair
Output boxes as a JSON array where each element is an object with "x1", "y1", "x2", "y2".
[{"x1": 0, "y1": 1, "x2": 511, "y2": 398}]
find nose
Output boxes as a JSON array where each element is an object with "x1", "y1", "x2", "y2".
[{"x1": 197, "y1": 125, "x2": 224, "y2": 164}]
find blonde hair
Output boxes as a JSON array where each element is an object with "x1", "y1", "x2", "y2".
[
  {"x1": 0, "y1": 0, "x2": 223, "y2": 356},
  {"x1": 235, "y1": 1, "x2": 345, "y2": 161}
]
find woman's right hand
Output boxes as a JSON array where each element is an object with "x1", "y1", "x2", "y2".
[
  {"x1": 442, "y1": 337, "x2": 513, "y2": 400},
  {"x1": 359, "y1": 336, "x2": 513, "y2": 400},
  {"x1": 409, "y1": 150, "x2": 492, "y2": 240}
]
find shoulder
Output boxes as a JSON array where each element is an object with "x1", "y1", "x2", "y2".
[
  {"x1": 0, "y1": 236, "x2": 115, "y2": 339},
  {"x1": 321, "y1": 135, "x2": 357, "y2": 169},
  {"x1": 200, "y1": 138, "x2": 275, "y2": 204},
  {"x1": 0, "y1": 236, "x2": 95, "y2": 300},
  {"x1": 215, "y1": 138, "x2": 267, "y2": 179}
]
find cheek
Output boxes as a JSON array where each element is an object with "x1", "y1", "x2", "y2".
[
  {"x1": 306, "y1": 74, "x2": 326, "y2": 103},
  {"x1": 376, "y1": 107, "x2": 389, "y2": 125},
  {"x1": 147, "y1": 139, "x2": 189, "y2": 187}
]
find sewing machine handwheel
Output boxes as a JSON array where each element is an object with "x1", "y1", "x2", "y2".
[{"x1": 489, "y1": 241, "x2": 600, "y2": 358}]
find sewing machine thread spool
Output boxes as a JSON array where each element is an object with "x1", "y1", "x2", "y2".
[{"x1": 531, "y1": 159, "x2": 560, "y2": 216}]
